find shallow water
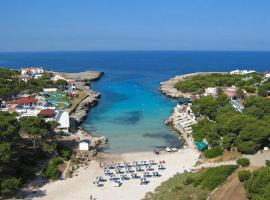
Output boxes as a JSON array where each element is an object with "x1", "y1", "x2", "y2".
[{"x1": 1, "y1": 51, "x2": 270, "y2": 152}]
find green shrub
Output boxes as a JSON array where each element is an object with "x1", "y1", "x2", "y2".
[
  {"x1": 183, "y1": 176, "x2": 194, "y2": 185},
  {"x1": 265, "y1": 160, "x2": 270, "y2": 167},
  {"x1": 245, "y1": 167, "x2": 270, "y2": 199},
  {"x1": 204, "y1": 147, "x2": 223, "y2": 158},
  {"x1": 0, "y1": 177, "x2": 21, "y2": 197},
  {"x1": 43, "y1": 157, "x2": 63, "y2": 181},
  {"x1": 57, "y1": 144, "x2": 73, "y2": 161},
  {"x1": 237, "y1": 158, "x2": 250, "y2": 167},
  {"x1": 238, "y1": 170, "x2": 251, "y2": 182},
  {"x1": 196, "y1": 165, "x2": 238, "y2": 190}
]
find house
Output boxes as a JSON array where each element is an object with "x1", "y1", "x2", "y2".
[
  {"x1": 79, "y1": 140, "x2": 91, "y2": 151},
  {"x1": 38, "y1": 109, "x2": 55, "y2": 118},
  {"x1": 204, "y1": 87, "x2": 217, "y2": 96},
  {"x1": 21, "y1": 67, "x2": 44, "y2": 75},
  {"x1": 225, "y1": 86, "x2": 237, "y2": 100},
  {"x1": 7, "y1": 97, "x2": 38, "y2": 107},
  {"x1": 19, "y1": 75, "x2": 32, "y2": 83},
  {"x1": 68, "y1": 79, "x2": 76, "y2": 91}
]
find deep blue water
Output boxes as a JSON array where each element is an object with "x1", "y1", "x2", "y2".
[{"x1": 1, "y1": 51, "x2": 270, "y2": 152}]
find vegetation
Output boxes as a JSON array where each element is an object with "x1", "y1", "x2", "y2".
[
  {"x1": 191, "y1": 95, "x2": 270, "y2": 154},
  {"x1": 245, "y1": 166, "x2": 270, "y2": 199},
  {"x1": 57, "y1": 144, "x2": 73, "y2": 161},
  {"x1": 43, "y1": 157, "x2": 63, "y2": 181},
  {"x1": 0, "y1": 112, "x2": 57, "y2": 198},
  {"x1": 19, "y1": 116, "x2": 49, "y2": 150},
  {"x1": 144, "y1": 165, "x2": 238, "y2": 200},
  {"x1": 0, "y1": 68, "x2": 67, "y2": 99},
  {"x1": 237, "y1": 158, "x2": 250, "y2": 167},
  {"x1": 238, "y1": 170, "x2": 251, "y2": 182},
  {"x1": 174, "y1": 73, "x2": 262, "y2": 94},
  {"x1": 204, "y1": 147, "x2": 223, "y2": 158}
]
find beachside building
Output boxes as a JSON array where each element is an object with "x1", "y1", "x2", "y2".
[
  {"x1": 54, "y1": 110, "x2": 70, "y2": 133},
  {"x1": 204, "y1": 87, "x2": 217, "y2": 97},
  {"x1": 229, "y1": 69, "x2": 256, "y2": 75},
  {"x1": 79, "y1": 140, "x2": 91, "y2": 151},
  {"x1": 172, "y1": 104, "x2": 196, "y2": 135}
]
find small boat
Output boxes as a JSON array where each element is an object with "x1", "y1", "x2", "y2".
[
  {"x1": 171, "y1": 147, "x2": 178, "y2": 152},
  {"x1": 166, "y1": 147, "x2": 172, "y2": 152}
]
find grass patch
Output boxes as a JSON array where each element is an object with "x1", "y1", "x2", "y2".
[
  {"x1": 144, "y1": 165, "x2": 238, "y2": 200},
  {"x1": 204, "y1": 147, "x2": 223, "y2": 158}
]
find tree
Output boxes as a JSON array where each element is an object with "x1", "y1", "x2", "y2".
[
  {"x1": 19, "y1": 117, "x2": 48, "y2": 150},
  {"x1": 258, "y1": 82, "x2": 270, "y2": 97},
  {"x1": 0, "y1": 177, "x2": 21, "y2": 197},
  {"x1": 0, "y1": 112, "x2": 19, "y2": 141},
  {"x1": 0, "y1": 142, "x2": 11, "y2": 162}
]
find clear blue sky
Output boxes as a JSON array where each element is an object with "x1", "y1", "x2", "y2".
[{"x1": 1, "y1": 0, "x2": 270, "y2": 52}]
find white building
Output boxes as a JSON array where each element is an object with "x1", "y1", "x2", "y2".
[
  {"x1": 43, "y1": 88, "x2": 57, "y2": 93},
  {"x1": 21, "y1": 67, "x2": 44, "y2": 75},
  {"x1": 204, "y1": 87, "x2": 217, "y2": 96},
  {"x1": 229, "y1": 69, "x2": 256, "y2": 75},
  {"x1": 79, "y1": 140, "x2": 90, "y2": 151},
  {"x1": 55, "y1": 110, "x2": 70, "y2": 133}
]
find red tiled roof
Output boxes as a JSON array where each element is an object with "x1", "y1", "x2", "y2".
[
  {"x1": 38, "y1": 109, "x2": 55, "y2": 118},
  {"x1": 7, "y1": 97, "x2": 38, "y2": 105}
]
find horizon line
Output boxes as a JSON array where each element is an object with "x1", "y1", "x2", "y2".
[{"x1": 1, "y1": 49, "x2": 270, "y2": 54}]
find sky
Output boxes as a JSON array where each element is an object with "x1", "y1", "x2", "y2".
[{"x1": 0, "y1": 0, "x2": 270, "y2": 52}]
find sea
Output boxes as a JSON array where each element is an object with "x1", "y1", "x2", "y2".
[{"x1": 1, "y1": 51, "x2": 270, "y2": 153}]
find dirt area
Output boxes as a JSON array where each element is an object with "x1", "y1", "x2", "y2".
[
  {"x1": 243, "y1": 150, "x2": 270, "y2": 166},
  {"x1": 210, "y1": 171, "x2": 247, "y2": 200}
]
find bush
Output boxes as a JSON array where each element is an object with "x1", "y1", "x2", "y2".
[
  {"x1": 245, "y1": 167, "x2": 270, "y2": 199},
  {"x1": 57, "y1": 144, "x2": 73, "y2": 161},
  {"x1": 237, "y1": 158, "x2": 250, "y2": 167},
  {"x1": 204, "y1": 147, "x2": 223, "y2": 158},
  {"x1": 43, "y1": 157, "x2": 63, "y2": 181},
  {"x1": 183, "y1": 176, "x2": 194, "y2": 185},
  {"x1": 195, "y1": 165, "x2": 238, "y2": 190},
  {"x1": 0, "y1": 177, "x2": 21, "y2": 197},
  {"x1": 238, "y1": 170, "x2": 251, "y2": 182},
  {"x1": 266, "y1": 160, "x2": 270, "y2": 167}
]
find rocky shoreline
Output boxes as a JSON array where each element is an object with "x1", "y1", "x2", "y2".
[
  {"x1": 160, "y1": 72, "x2": 224, "y2": 98},
  {"x1": 57, "y1": 71, "x2": 107, "y2": 146}
]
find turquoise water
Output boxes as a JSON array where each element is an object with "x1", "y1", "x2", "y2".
[
  {"x1": 82, "y1": 79, "x2": 181, "y2": 153},
  {"x1": 1, "y1": 51, "x2": 270, "y2": 152}
]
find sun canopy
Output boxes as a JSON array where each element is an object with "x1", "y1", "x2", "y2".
[{"x1": 195, "y1": 141, "x2": 208, "y2": 151}]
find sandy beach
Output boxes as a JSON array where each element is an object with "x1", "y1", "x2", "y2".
[{"x1": 27, "y1": 148, "x2": 199, "y2": 200}]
